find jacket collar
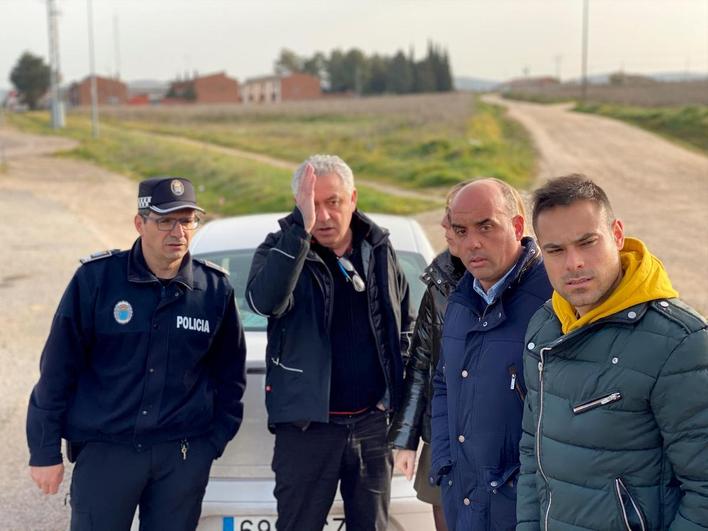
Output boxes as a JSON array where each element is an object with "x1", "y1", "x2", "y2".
[
  {"x1": 527, "y1": 299, "x2": 652, "y2": 357},
  {"x1": 421, "y1": 250, "x2": 465, "y2": 296},
  {"x1": 127, "y1": 238, "x2": 195, "y2": 290}
]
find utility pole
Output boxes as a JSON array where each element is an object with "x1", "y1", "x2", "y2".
[
  {"x1": 87, "y1": 0, "x2": 99, "y2": 138},
  {"x1": 554, "y1": 54, "x2": 563, "y2": 82},
  {"x1": 47, "y1": 0, "x2": 65, "y2": 129},
  {"x1": 113, "y1": 13, "x2": 121, "y2": 79},
  {"x1": 581, "y1": 0, "x2": 589, "y2": 101}
]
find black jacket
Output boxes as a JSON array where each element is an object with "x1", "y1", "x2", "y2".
[
  {"x1": 389, "y1": 250, "x2": 465, "y2": 449},
  {"x1": 27, "y1": 239, "x2": 247, "y2": 466},
  {"x1": 246, "y1": 208, "x2": 415, "y2": 427}
]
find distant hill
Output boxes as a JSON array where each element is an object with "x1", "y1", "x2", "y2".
[
  {"x1": 455, "y1": 76, "x2": 500, "y2": 92},
  {"x1": 650, "y1": 71, "x2": 708, "y2": 82}
]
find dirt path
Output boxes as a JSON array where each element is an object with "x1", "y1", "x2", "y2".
[
  {"x1": 0, "y1": 126, "x2": 136, "y2": 530},
  {"x1": 487, "y1": 94, "x2": 708, "y2": 313}
]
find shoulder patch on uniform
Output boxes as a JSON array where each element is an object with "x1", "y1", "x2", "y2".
[
  {"x1": 194, "y1": 258, "x2": 229, "y2": 276},
  {"x1": 650, "y1": 299, "x2": 707, "y2": 333},
  {"x1": 79, "y1": 249, "x2": 121, "y2": 265}
]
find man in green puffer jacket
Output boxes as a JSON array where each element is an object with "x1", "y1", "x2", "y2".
[{"x1": 517, "y1": 174, "x2": 708, "y2": 531}]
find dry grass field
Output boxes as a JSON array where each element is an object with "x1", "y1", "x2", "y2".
[
  {"x1": 504, "y1": 80, "x2": 708, "y2": 106},
  {"x1": 101, "y1": 92, "x2": 475, "y2": 127},
  {"x1": 8, "y1": 92, "x2": 536, "y2": 216}
]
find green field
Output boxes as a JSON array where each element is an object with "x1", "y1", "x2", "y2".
[
  {"x1": 574, "y1": 103, "x2": 708, "y2": 155},
  {"x1": 7, "y1": 92, "x2": 536, "y2": 216}
]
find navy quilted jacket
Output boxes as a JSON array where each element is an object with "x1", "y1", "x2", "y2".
[{"x1": 431, "y1": 238, "x2": 552, "y2": 530}]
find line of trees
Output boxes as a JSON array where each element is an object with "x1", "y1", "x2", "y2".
[{"x1": 274, "y1": 42, "x2": 454, "y2": 95}]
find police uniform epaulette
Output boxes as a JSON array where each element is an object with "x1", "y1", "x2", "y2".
[
  {"x1": 194, "y1": 258, "x2": 229, "y2": 276},
  {"x1": 79, "y1": 249, "x2": 122, "y2": 264}
]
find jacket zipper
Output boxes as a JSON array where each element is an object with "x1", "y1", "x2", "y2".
[
  {"x1": 270, "y1": 357, "x2": 303, "y2": 373},
  {"x1": 305, "y1": 256, "x2": 334, "y2": 330},
  {"x1": 573, "y1": 392, "x2": 622, "y2": 415},
  {"x1": 508, "y1": 365, "x2": 526, "y2": 402},
  {"x1": 615, "y1": 477, "x2": 647, "y2": 531},
  {"x1": 364, "y1": 246, "x2": 393, "y2": 406},
  {"x1": 537, "y1": 346, "x2": 552, "y2": 531}
]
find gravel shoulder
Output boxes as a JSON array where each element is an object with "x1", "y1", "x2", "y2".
[{"x1": 0, "y1": 126, "x2": 136, "y2": 530}]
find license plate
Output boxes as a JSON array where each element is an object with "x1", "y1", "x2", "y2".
[{"x1": 222, "y1": 516, "x2": 346, "y2": 531}]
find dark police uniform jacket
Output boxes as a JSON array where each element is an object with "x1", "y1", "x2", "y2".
[{"x1": 27, "y1": 238, "x2": 247, "y2": 466}]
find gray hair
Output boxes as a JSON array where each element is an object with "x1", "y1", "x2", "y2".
[{"x1": 291, "y1": 154, "x2": 355, "y2": 196}]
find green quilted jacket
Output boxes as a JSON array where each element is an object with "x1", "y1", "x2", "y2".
[{"x1": 517, "y1": 298, "x2": 708, "y2": 531}]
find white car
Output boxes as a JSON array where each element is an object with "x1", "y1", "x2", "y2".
[{"x1": 189, "y1": 212, "x2": 436, "y2": 531}]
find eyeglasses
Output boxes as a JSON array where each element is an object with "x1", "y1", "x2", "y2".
[
  {"x1": 143, "y1": 215, "x2": 201, "y2": 232},
  {"x1": 336, "y1": 256, "x2": 365, "y2": 292}
]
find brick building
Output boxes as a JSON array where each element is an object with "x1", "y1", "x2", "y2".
[
  {"x1": 241, "y1": 73, "x2": 321, "y2": 104},
  {"x1": 166, "y1": 72, "x2": 240, "y2": 104},
  {"x1": 68, "y1": 76, "x2": 128, "y2": 106}
]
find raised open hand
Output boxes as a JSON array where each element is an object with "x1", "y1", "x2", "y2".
[{"x1": 296, "y1": 163, "x2": 316, "y2": 234}]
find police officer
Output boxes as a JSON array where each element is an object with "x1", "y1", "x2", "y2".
[{"x1": 27, "y1": 177, "x2": 247, "y2": 531}]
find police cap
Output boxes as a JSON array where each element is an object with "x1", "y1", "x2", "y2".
[{"x1": 137, "y1": 177, "x2": 205, "y2": 214}]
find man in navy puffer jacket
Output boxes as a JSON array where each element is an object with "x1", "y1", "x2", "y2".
[{"x1": 431, "y1": 179, "x2": 552, "y2": 530}]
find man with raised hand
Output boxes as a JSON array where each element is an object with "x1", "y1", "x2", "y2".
[{"x1": 247, "y1": 154, "x2": 414, "y2": 531}]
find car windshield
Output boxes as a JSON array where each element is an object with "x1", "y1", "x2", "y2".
[{"x1": 194, "y1": 249, "x2": 428, "y2": 330}]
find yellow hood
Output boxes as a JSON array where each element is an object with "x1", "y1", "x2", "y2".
[{"x1": 552, "y1": 237, "x2": 678, "y2": 334}]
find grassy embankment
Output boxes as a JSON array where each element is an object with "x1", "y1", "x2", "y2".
[
  {"x1": 574, "y1": 103, "x2": 708, "y2": 155},
  {"x1": 7, "y1": 113, "x2": 437, "y2": 215},
  {"x1": 8, "y1": 93, "x2": 535, "y2": 216},
  {"x1": 100, "y1": 93, "x2": 535, "y2": 192},
  {"x1": 502, "y1": 91, "x2": 574, "y2": 104}
]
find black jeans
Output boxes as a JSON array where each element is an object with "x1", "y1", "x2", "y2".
[
  {"x1": 272, "y1": 410, "x2": 393, "y2": 531},
  {"x1": 69, "y1": 438, "x2": 215, "y2": 531}
]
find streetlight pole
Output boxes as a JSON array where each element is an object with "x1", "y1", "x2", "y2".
[
  {"x1": 87, "y1": 0, "x2": 99, "y2": 138},
  {"x1": 47, "y1": 0, "x2": 65, "y2": 129},
  {"x1": 581, "y1": 0, "x2": 589, "y2": 102}
]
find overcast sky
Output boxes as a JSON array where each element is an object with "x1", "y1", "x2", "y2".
[{"x1": 1, "y1": 0, "x2": 707, "y2": 88}]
